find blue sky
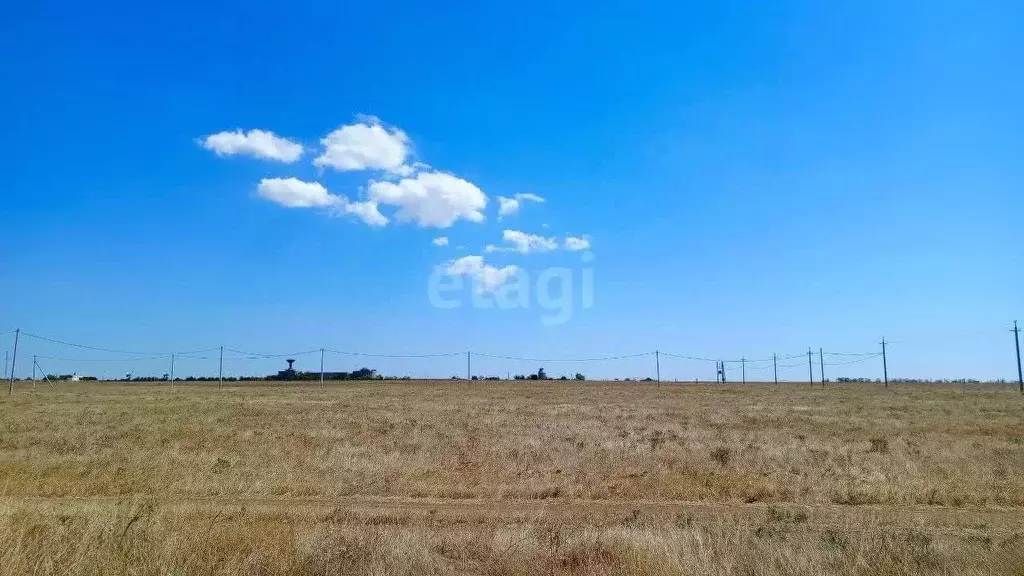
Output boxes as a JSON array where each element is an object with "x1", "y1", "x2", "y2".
[{"x1": 2, "y1": 0, "x2": 1021, "y2": 381}]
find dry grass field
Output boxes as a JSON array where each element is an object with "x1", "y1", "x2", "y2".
[{"x1": 1, "y1": 380, "x2": 1023, "y2": 575}]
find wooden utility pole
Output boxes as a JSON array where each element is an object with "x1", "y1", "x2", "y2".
[
  {"x1": 320, "y1": 348, "x2": 325, "y2": 388},
  {"x1": 655, "y1": 350, "x2": 661, "y2": 386},
  {"x1": 881, "y1": 338, "x2": 888, "y2": 388},
  {"x1": 218, "y1": 346, "x2": 224, "y2": 389},
  {"x1": 819, "y1": 348, "x2": 825, "y2": 387},
  {"x1": 8, "y1": 329, "x2": 19, "y2": 395},
  {"x1": 1011, "y1": 319, "x2": 1019, "y2": 391},
  {"x1": 807, "y1": 348, "x2": 813, "y2": 385},
  {"x1": 773, "y1": 353, "x2": 778, "y2": 385},
  {"x1": 466, "y1": 351, "x2": 471, "y2": 380},
  {"x1": 741, "y1": 358, "x2": 746, "y2": 384},
  {"x1": 169, "y1": 354, "x2": 175, "y2": 389}
]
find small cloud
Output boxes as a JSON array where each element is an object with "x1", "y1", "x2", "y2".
[
  {"x1": 202, "y1": 129, "x2": 303, "y2": 162},
  {"x1": 497, "y1": 197, "x2": 519, "y2": 218},
  {"x1": 337, "y1": 199, "x2": 388, "y2": 227},
  {"x1": 368, "y1": 171, "x2": 487, "y2": 228},
  {"x1": 564, "y1": 235, "x2": 591, "y2": 251},
  {"x1": 492, "y1": 230, "x2": 558, "y2": 254},
  {"x1": 432, "y1": 236, "x2": 449, "y2": 247},
  {"x1": 442, "y1": 255, "x2": 518, "y2": 292},
  {"x1": 314, "y1": 119, "x2": 412, "y2": 175},
  {"x1": 256, "y1": 178, "x2": 338, "y2": 208},
  {"x1": 256, "y1": 178, "x2": 387, "y2": 226},
  {"x1": 497, "y1": 193, "x2": 545, "y2": 219}
]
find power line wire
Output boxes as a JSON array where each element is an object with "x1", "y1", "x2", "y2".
[
  {"x1": 823, "y1": 354, "x2": 882, "y2": 366},
  {"x1": 21, "y1": 331, "x2": 162, "y2": 355},
  {"x1": 21, "y1": 331, "x2": 218, "y2": 356},
  {"x1": 474, "y1": 352, "x2": 653, "y2": 362},
  {"x1": 223, "y1": 347, "x2": 320, "y2": 358},
  {"x1": 35, "y1": 354, "x2": 171, "y2": 362},
  {"x1": 325, "y1": 349, "x2": 463, "y2": 358}
]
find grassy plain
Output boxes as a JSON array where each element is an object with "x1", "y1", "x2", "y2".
[{"x1": 1, "y1": 380, "x2": 1022, "y2": 575}]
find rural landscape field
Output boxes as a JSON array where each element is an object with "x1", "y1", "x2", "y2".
[{"x1": 1, "y1": 380, "x2": 1022, "y2": 575}]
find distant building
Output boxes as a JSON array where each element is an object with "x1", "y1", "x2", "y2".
[
  {"x1": 277, "y1": 359, "x2": 297, "y2": 379},
  {"x1": 272, "y1": 359, "x2": 379, "y2": 380}
]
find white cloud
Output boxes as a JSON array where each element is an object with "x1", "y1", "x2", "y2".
[
  {"x1": 564, "y1": 235, "x2": 591, "y2": 251},
  {"x1": 256, "y1": 177, "x2": 387, "y2": 226},
  {"x1": 257, "y1": 178, "x2": 339, "y2": 208},
  {"x1": 443, "y1": 255, "x2": 518, "y2": 292},
  {"x1": 314, "y1": 120, "x2": 412, "y2": 175},
  {"x1": 337, "y1": 199, "x2": 389, "y2": 227},
  {"x1": 488, "y1": 230, "x2": 558, "y2": 254},
  {"x1": 236, "y1": 118, "x2": 498, "y2": 233},
  {"x1": 432, "y1": 236, "x2": 449, "y2": 247},
  {"x1": 202, "y1": 129, "x2": 303, "y2": 162},
  {"x1": 497, "y1": 193, "x2": 545, "y2": 218},
  {"x1": 497, "y1": 197, "x2": 519, "y2": 218},
  {"x1": 368, "y1": 171, "x2": 487, "y2": 228}
]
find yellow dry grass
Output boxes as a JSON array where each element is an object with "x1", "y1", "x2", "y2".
[{"x1": 1, "y1": 381, "x2": 1022, "y2": 575}]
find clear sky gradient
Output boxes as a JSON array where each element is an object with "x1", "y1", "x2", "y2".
[{"x1": 2, "y1": 0, "x2": 1021, "y2": 381}]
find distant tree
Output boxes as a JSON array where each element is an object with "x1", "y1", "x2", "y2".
[
  {"x1": 537, "y1": 367, "x2": 548, "y2": 380},
  {"x1": 574, "y1": 373, "x2": 586, "y2": 381},
  {"x1": 559, "y1": 375, "x2": 568, "y2": 380}
]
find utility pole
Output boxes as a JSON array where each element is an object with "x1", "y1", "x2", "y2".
[
  {"x1": 218, "y1": 346, "x2": 224, "y2": 390},
  {"x1": 320, "y1": 348, "x2": 325, "y2": 388},
  {"x1": 8, "y1": 329, "x2": 19, "y2": 395},
  {"x1": 1013, "y1": 321, "x2": 1022, "y2": 393},
  {"x1": 819, "y1": 344, "x2": 827, "y2": 385},
  {"x1": 169, "y1": 353, "x2": 175, "y2": 389},
  {"x1": 32, "y1": 355, "x2": 36, "y2": 382},
  {"x1": 655, "y1": 350, "x2": 661, "y2": 386},
  {"x1": 741, "y1": 358, "x2": 746, "y2": 385},
  {"x1": 466, "y1": 351, "x2": 471, "y2": 380},
  {"x1": 881, "y1": 337, "x2": 888, "y2": 388},
  {"x1": 807, "y1": 348, "x2": 813, "y2": 385},
  {"x1": 36, "y1": 360, "x2": 54, "y2": 389},
  {"x1": 819, "y1": 348, "x2": 825, "y2": 387},
  {"x1": 773, "y1": 353, "x2": 778, "y2": 385}
]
